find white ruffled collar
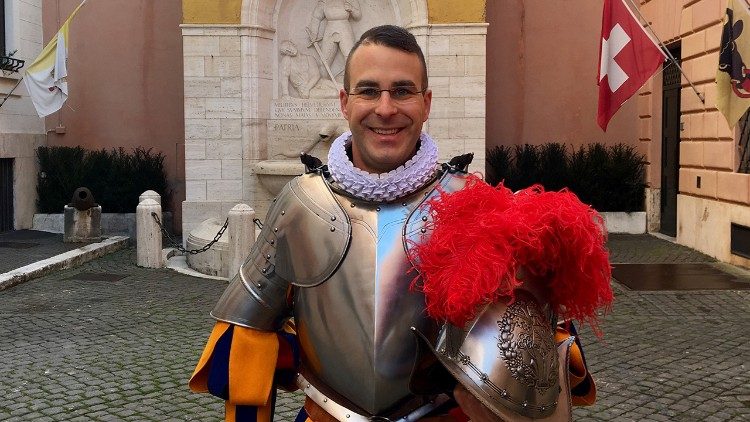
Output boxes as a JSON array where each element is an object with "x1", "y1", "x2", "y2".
[{"x1": 326, "y1": 131, "x2": 439, "y2": 202}]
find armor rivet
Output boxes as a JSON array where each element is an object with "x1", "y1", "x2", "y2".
[
  {"x1": 266, "y1": 254, "x2": 271, "y2": 260},
  {"x1": 270, "y1": 239, "x2": 275, "y2": 245},
  {"x1": 522, "y1": 401, "x2": 528, "y2": 408},
  {"x1": 273, "y1": 197, "x2": 277, "y2": 202},
  {"x1": 501, "y1": 390, "x2": 507, "y2": 397},
  {"x1": 420, "y1": 228, "x2": 427, "y2": 234},
  {"x1": 281, "y1": 210, "x2": 285, "y2": 215},
  {"x1": 331, "y1": 216, "x2": 336, "y2": 221},
  {"x1": 376, "y1": 207, "x2": 381, "y2": 212},
  {"x1": 330, "y1": 227, "x2": 335, "y2": 232},
  {"x1": 273, "y1": 227, "x2": 279, "y2": 232},
  {"x1": 323, "y1": 398, "x2": 327, "y2": 403},
  {"x1": 422, "y1": 216, "x2": 428, "y2": 222},
  {"x1": 480, "y1": 374, "x2": 488, "y2": 381},
  {"x1": 346, "y1": 415, "x2": 350, "y2": 419},
  {"x1": 402, "y1": 202, "x2": 407, "y2": 207},
  {"x1": 306, "y1": 384, "x2": 311, "y2": 388},
  {"x1": 350, "y1": 203, "x2": 356, "y2": 208},
  {"x1": 261, "y1": 268, "x2": 267, "y2": 274}
]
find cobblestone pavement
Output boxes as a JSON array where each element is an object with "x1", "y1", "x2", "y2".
[
  {"x1": 1, "y1": 235, "x2": 748, "y2": 421},
  {"x1": 0, "y1": 230, "x2": 97, "y2": 274}
]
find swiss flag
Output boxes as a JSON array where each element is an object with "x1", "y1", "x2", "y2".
[{"x1": 598, "y1": 0, "x2": 666, "y2": 131}]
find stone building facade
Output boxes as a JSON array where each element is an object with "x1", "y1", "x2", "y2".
[{"x1": 0, "y1": 0, "x2": 44, "y2": 231}]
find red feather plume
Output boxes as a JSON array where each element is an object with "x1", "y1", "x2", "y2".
[{"x1": 410, "y1": 174, "x2": 613, "y2": 330}]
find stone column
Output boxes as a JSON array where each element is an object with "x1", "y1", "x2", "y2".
[
  {"x1": 137, "y1": 198, "x2": 164, "y2": 268},
  {"x1": 226, "y1": 204, "x2": 256, "y2": 277}
]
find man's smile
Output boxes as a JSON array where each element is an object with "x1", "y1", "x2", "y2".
[{"x1": 368, "y1": 127, "x2": 403, "y2": 135}]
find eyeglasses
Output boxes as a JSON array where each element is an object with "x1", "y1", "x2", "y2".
[{"x1": 346, "y1": 86, "x2": 427, "y2": 103}]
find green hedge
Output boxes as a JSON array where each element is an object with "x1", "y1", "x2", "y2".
[
  {"x1": 36, "y1": 146, "x2": 169, "y2": 213},
  {"x1": 486, "y1": 143, "x2": 646, "y2": 212}
]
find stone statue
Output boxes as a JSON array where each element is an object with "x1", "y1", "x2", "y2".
[
  {"x1": 307, "y1": 0, "x2": 362, "y2": 84},
  {"x1": 280, "y1": 40, "x2": 339, "y2": 99},
  {"x1": 280, "y1": 40, "x2": 320, "y2": 99}
]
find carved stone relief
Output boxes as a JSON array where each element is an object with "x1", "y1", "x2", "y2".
[
  {"x1": 275, "y1": 0, "x2": 398, "y2": 100},
  {"x1": 266, "y1": 0, "x2": 398, "y2": 161}
]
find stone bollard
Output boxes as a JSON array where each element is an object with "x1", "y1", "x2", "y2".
[
  {"x1": 139, "y1": 190, "x2": 161, "y2": 205},
  {"x1": 137, "y1": 198, "x2": 163, "y2": 268},
  {"x1": 64, "y1": 187, "x2": 102, "y2": 243},
  {"x1": 63, "y1": 205, "x2": 102, "y2": 243},
  {"x1": 226, "y1": 204, "x2": 256, "y2": 277}
]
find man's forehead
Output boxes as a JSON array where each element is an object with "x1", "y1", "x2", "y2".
[{"x1": 348, "y1": 44, "x2": 424, "y2": 86}]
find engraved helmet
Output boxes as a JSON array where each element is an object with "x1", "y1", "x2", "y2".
[{"x1": 412, "y1": 289, "x2": 574, "y2": 421}]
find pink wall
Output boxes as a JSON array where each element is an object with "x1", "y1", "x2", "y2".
[
  {"x1": 486, "y1": 1, "x2": 642, "y2": 147},
  {"x1": 43, "y1": 0, "x2": 185, "y2": 231}
]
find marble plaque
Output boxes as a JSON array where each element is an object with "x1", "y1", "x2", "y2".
[
  {"x1": 267, "y1": 118, "x2": 347, "y2": 159},
  {"x1": 271, "y1": 99, "x2": 342, "y2": 120}
]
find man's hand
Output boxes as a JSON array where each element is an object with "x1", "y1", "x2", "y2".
[{"x1": 453, "y1": 385, "x2": 503, "y2": 422}]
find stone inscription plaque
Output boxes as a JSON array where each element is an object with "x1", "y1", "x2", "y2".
[
  {"x1": 271, "y1": 99, "x2": 341, "y2": 120},
  {"x1": 267, "y1": 118, "x2": 346, "y2": 159}
]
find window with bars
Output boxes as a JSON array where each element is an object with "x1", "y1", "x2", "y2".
[{"x1": 0, "y1": 0, "x2": 23, "y2": 73}]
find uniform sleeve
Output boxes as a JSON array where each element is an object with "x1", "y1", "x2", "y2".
[{"x1": 189, "y1": 321, "x2": 300, "y2": 422}]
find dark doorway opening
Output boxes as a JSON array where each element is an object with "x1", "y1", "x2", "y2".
[
  {"x1": 660, "y1": 46, "x2": 681, "y2": 237},
  {"x1": 1, "y1": 158, "x2": 13, "y2": 232}
]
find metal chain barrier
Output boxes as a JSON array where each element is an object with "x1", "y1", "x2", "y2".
[
  {"x1": 150, "y1": 212, "x2": 265, "y2": 255},
  {"x1": 151, "y1": 212, "x2": 228, "y2": 255}
]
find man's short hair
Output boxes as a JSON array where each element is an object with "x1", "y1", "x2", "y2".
[{"x1": 343, "y1": 25, "x2": 428, "y2": 91}]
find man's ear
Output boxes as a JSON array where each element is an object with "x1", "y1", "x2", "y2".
[
  {"x1": 422, "y1": 89, "x2": 433, "y2": 122},
  {"x1": 339, "y1": 89, "x2": 350, "y2": 119}
]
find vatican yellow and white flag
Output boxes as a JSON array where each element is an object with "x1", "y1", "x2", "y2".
[{"x1": 23, "y1": 0, "x2": 86, "y2": 117}]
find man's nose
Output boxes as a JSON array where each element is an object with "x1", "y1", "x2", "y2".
[{"x1": 374, "y1": 91, "x2": 398, "y2": 116}]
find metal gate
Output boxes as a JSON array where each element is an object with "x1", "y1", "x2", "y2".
[{"x1": 0, "y1": 158, "x2": 13, "y2": 232}]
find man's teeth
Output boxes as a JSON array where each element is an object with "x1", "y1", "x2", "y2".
[{"x1": 372, "y1": 128, "x2": 400, "y2": 135}]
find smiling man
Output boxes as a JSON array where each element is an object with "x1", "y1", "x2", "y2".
[
  {"x1": 189, "y1": 25, "x2": 588, "y2": 422},
  {"x1": 339, "y1": 34, "x2": 431, "y2": 174}
]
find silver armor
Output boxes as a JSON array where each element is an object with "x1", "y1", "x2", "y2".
[{"x1": 211, "y1": 164, "x2": 469, "y2": 418}]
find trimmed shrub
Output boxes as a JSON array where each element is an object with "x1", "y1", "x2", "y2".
[
  {"x1": 36, "y1": 146, "x2": 169, "y2": 213},
  {"x1": 486, "y1": 142, "x2": 646, "y2": 212}
]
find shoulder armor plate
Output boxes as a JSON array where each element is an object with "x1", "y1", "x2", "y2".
[
  {"x1": 211, "y1": 173, "x2": 351, "y2": 330},
  {"x1": 273, "y1": 173, "x2": 351, "y2": 286}
]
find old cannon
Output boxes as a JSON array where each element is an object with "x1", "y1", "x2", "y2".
[{"x1": 69, "y1": 187, "x2": 98, "y2": 211}]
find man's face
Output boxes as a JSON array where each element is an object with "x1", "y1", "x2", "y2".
[{"x1": 339, "y1": 43, "x2": 432, "y2": 174}]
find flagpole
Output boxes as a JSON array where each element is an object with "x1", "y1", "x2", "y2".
[
  {"x1": 0, "y1": 77, "x2": 24, "y2": 110},
  {"x1": 623, "y1": 0, "x2": 706, "y2": 104}
]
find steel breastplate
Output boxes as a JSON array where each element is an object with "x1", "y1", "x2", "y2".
[{"x1": 293, "y1": 169, "x2": 468, "y2": 416}]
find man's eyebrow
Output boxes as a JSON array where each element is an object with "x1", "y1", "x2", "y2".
[
  {"x1": 354, "y1": 80, "x2": 380, "y2": 88},
  {"x1": 392, "y1": 80, "x2": 417, "y2": 87},
  {"x1": 353, "y1": 80, "x2": 418, "y2": 88}
]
